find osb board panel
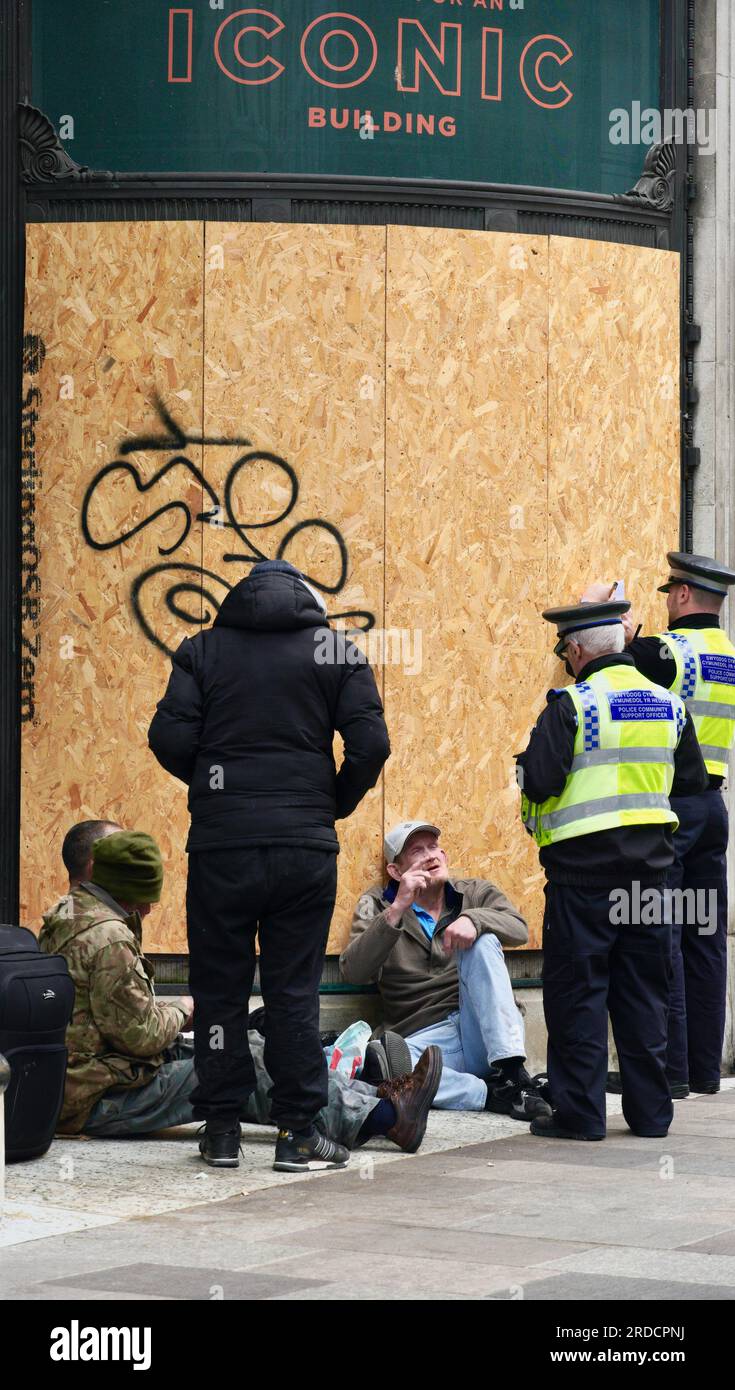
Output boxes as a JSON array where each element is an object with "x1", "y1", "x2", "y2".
[
  {"x1": 21, "y1": 223, "x2": 681, "y2": 960},
  {"x1": 201, "y1": 224, "x2": 386, "y2": 954},
  {"x1": 21, "y1": 222, "x2": 205, "y2": 951},
  {"x1": 384, "y1": 230, "x2": 680, "y2": 952},
  {"x1": 548, "y1": 237, "x2": 680, "y2": 631},
  {"x1": 384, "y1": 227, "x2": 551, "y2": 942}
]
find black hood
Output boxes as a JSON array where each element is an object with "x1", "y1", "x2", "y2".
[{"x1": 214, "y1": 569, "x2": 327, "y2": 632}]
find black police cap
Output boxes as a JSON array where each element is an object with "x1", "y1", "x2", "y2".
[
  {"x1": 542, "y1": 600, "x2": 631, "y2": 657},
  {"x1": 658, "y1": 552, "x2": 735, "y2": 596}
]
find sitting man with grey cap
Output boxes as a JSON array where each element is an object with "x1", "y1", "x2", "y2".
[
  {"x1": 40, "y1": 824, "x2": 442, "y2": 1164},
  {"x1": 341, "y1": 821, "x2": 551, "y2": 1121}
]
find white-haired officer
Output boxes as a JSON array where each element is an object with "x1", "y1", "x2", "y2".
[
  {"x1": 517, "y1": 599, "x2": 707, "y2": 1141},
  {"x1": 592, "y1": 554, "x2": 735, "y2": 1097}
]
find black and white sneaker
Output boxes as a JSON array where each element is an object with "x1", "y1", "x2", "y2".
[
  {"x1": 530, "y1": 1072, "x2": 552, "y2": 1106},
  {"x1": 273, "y1": 1129, "x2": 350, "y2": 1173},
  {"x1": 198, "y1": 1123, "x2": 242, "y2": 1168},
  {"x1": 486, "y1": 1074, "x2": 553, "y2": 1123}
]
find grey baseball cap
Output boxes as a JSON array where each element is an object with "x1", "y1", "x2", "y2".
[{"x1": 384, "y1": 820, "x2": 441, "y2": 863}]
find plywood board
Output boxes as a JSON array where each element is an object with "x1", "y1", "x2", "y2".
[
  {"x1": 531, "y1": 237, "x2": 680, "y2": 944},
  {"x1": 21, "y1": 221, "x2": 205, "y2": 950},
  {"x1": 384, "y1": 227, "x2": 551, "y2": 936},
  {"x1": 548, "y1": 237, "x2": 680, "y2": 626},
  {"x1": 201, "y1": 224, "x2": 387, "y2": 954},
  {"x1": 21, "y1": 222, "x2": 681, "y2": 959}
]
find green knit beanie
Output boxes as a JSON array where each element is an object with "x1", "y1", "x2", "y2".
[{"x1": 91, "y1": 831, "x2": 163, "y2": 904}]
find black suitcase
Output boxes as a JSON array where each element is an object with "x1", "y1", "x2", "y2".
[{"x1": 0, "y1": 924, "x2": 75, "y2": 1161}]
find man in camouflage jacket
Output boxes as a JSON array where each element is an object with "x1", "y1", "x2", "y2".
[
  {"x1": 38, "y1": 828, "x2": 191, "y2": 1134},
  {"x1": 39, "y1": 823, "x2": 438, "y2": 1152}
]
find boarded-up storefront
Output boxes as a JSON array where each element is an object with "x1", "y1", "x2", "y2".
[{"x1": 21, "y1": 221, "x2": 680, "y2": 952}]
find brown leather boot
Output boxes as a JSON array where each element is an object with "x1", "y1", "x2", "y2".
[{"x1": 376, "y1": 1045, "x2": 443, "y2": 1153}]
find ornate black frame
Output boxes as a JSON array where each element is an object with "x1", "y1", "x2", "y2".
[{"x1": 0, "y1": 0, "x2": 695, "y2": 931}]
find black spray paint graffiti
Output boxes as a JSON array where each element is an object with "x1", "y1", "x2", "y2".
[
  {"x1": 20, "y1": 333, "x2": 47, "y2": 722},
  {"x1": 81, "y1": 397, "x2": 375, "y2": 657}
]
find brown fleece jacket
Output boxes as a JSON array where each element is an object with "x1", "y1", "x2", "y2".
[{"x1": 340, "y1": 876, "x2": 528, "y2": 1038}]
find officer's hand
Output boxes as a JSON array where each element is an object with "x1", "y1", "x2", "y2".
[
  {"x1": 442, "y1": 915, "x2": 479, "y2": 953},
  {"x1": 580, "y1": 581, "x2": 616, "y2": 603},
  {"x1": 179, "y1": 995, "x2": 194, "y2": 1030},
  {"x1": 622, "y1": 611, "x2": 636, "y2": 645}
]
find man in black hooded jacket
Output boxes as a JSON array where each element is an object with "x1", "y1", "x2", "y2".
[{"x1": 148, "y1": 559, "x2": 391, "y2": 1171}]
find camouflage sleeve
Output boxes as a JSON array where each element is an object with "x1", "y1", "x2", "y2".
[{"x1": 89, "y1": 941, "x2": 186, "y2": 1058}]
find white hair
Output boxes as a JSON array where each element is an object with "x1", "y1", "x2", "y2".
[{"x1": 565, "y1": 623, "x2": 625, "y2": 658}]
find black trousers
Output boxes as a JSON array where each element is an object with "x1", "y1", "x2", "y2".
[
  {"x1": 666, "y1": 790, "x2": 729, "y2": 1089},
  {"x1": 543, "y1": 883, "x2": 673, "y2": 1138},
  {"x1": 186, "y1": 846, "x2": 338, "y2": 1132}
]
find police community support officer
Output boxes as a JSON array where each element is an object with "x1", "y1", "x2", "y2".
[
  {"x1": 516, "y1": 599, "x2": 707, "y2": 1141},
  {"x1": 620, "y1": 553, "x2": 735, "y2": 1096}
]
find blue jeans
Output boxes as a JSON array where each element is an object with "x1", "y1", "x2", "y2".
[{"x1": 405, "y1": 934, "x2": 526, "y2": 1110}]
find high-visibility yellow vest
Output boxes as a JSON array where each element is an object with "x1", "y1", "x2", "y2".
[
  {"x1": 521, "y1": 665, "x2": 684, "y2": 847},
  {"x1": 655, "y1": 627, "x2": 735, "y2": 777}
]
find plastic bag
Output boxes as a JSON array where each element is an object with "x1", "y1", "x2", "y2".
[{"x1": 323, "y1": 1020, "x2": 373, "y2": 1080}]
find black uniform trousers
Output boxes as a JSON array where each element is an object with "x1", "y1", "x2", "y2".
[
  {"x1": 666, "y1": 790, "x2": 729, "y2": 1089},
  {"x1": 543, "y1": 883, "x2": 673, "y2": 1138},
  {"x1": 186, "y1": 845, "x2": 338, "y2": 1132}
]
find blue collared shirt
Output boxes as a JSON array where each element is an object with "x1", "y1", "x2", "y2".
[{"x1": 383, "y1": 881, "x2": 460, "y2": 941}]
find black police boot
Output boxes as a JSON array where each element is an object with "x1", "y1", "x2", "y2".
[
  {"x1": 273, "y1": 1128, "x2": 349, "y2": 1173},
  {"x1": 530, "y1": 1113, "x2": 604, "y2": 1141},
  {"x1": 618, "y1": 1072, "x2": 689, "y2": 1100},
  {"x1": 198, "y1": 1122, "x2": 242, "y2": 1168},
  {"x1": 669, "y1": 1081, "x2": 690, "y2": 1100},
  {"x1": 690, "y1": 1078, "x2": 720, "y2": 1094}
]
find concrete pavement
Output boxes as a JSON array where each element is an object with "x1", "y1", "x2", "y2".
[{"x1": 3, "y1": 1083, "x2": 735, "y2": 1300}]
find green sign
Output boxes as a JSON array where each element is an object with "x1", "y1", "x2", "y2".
[{"x1": 32, "y1": 0, "x2": 660, "y2": 193}]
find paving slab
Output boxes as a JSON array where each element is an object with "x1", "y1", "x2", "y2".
[
  {"x1": 466, "y1": 1206, "x2": 734, "y2": 1251},
  {"x1": 3, "y1": 1083, "x2": 735, "y2": 1300},
  {"x1": 245, "y1": 1218, "x2": 589, "y2": 1267},
  {"x1": 2, "y1": 1091, "x2": 636, "y2": 1249},
  {"x1": 0, "y1": 1108, "x2": 526, "y2": 1247},
  {"x1": 0, "y1": 1200, "x2": 119, "y2": 1248},
  {"x1": 452, "y1": 1157, "x2": 735, "y2": 1190},
  {"x1": 489, "y1": 1273, "x2": 734, "y2": 1301},
  {"x1": 675, "y1": 1229, "x2": 735, "y2": 1255},
  {"x1": 43, "y1": 1260, "x2": 328, "y2": 1301},
  {"x1": 450, "y1": 1172, "x2": 735, "y2": 1222},
  {"x1": 543, "y1": 1244, "x2": 735, "y2": 1287},
  {"x1": 255, "y1": 1251, "x2": 558, "y2": 1299}
]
